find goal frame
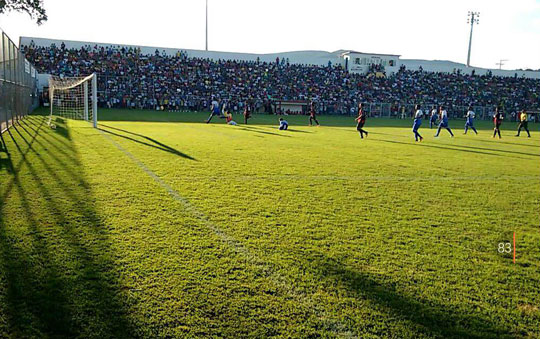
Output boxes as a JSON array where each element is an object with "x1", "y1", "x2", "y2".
[{"x1": 49, "y1": 73, "x2": 98, "y2": 128}]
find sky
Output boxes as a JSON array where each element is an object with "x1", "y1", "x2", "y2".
[{"x1": 1, "y1": 0, "x2": 539, "y2": 70}]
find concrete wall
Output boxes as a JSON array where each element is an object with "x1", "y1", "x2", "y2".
[{"x1": 401, "y1": 59, "x2": 540, "y2": 79}]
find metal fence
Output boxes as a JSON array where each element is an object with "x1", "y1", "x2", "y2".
[
  {"x1": 331, "y1": 102, "x2": 539, "y2": 122},
  {"x1": 361, "y1": 103, "x2": 497, "y2": 119},
  {"x1": 0, "y1": 28, "x2": 38, "y2": 135}
]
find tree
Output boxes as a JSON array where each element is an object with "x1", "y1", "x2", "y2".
[{"x1": 0, "y1": 0, "x2": 47, "y2": 24}]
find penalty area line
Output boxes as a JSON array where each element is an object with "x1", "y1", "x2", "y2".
[{"x1": 99, "y1": 130, "x2": 356, "y2": 338}]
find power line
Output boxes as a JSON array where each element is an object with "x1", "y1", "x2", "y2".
[{"x1": 496, "y1": 59, "x2": 509, "y2": 70}]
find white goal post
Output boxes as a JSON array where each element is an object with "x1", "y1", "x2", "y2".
[{"x1": 49, "y1": 73, "x2": 98, "y2": 128}]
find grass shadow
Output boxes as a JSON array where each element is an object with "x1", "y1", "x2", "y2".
[
  {"x1": 0, "y1": 116, "x2": 138, "y2": 338},
  {"x1": 0, "y1": 129, "x2": 7, "y2": 152},
  {"x1": 0, "y1": 147, "x2": 13, "y2": 173},
  {"x1": 238, "y1": 125, "x2": 291, "y2": 137},
  {"x1": 305, "y1": 252, "x2": 514, "y2": 338},
  {"x1": 467, "y1": 137, "x2": 540, "y2": 149},
  {"x1": 287, "y1": 128, "x2": 313, "y2": 133},
  {"x1": 348, "y1": 129, "x2": 539, "y2": 157},
  {"x1": 459, "y1": 144, "x2": 540, "y2": 158},
  {"x1": 98, "y1": 125, "x2": 197, "y2": 161},
  {"x1": 376, "y1": 138, "x2": 529, "y2": 159}
]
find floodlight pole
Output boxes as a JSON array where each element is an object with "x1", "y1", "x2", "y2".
[
  {"x1": 205, "y1": 0, "x2": 208, "y2": 51},
  {"x1": 466, "y1": 11, "x2": 480, "y2": 67}
]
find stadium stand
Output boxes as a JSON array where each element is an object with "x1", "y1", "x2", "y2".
[{"x1": 22, "y1": 42, "x2": 540, "y2": 118}]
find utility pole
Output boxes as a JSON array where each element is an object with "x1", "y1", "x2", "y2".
[
  {"x1": 496, "y1": 59, "x2": 508, "y2": 70},
  {"x1": 466, "y1": 11, "x2": 480, "y2": 67},
  {"x1": 205, "y1": 0, "x2": 208, "y2": 51}
]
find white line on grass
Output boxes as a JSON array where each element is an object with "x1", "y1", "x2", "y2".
[
  {"x1": 159, "y1": 174, "x2": 540, "y2": 182},
  {"x1": 99, "y1": 130, "x2": 357, "y2": 338}
]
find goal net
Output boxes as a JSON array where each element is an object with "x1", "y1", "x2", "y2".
[{"x1": 49, "y1": 73, "x2": 97, "y2": 127}]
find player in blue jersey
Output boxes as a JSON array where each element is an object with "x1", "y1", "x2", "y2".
[
  {"x1": 412, "y1": 104, "x2": 424, "y2": 142},
  {"x1": 279, "y1": 118, "x2": 288, "y2": 130},
  {"x1": 435, "y1": 105, "x2": 454, "y2": 137},
  {"x1": 205, "y1": 97, "x2": 221, "y2": 123},
  {"x1": 464, "y1": 106, "x2": 478, "y2": 135}
]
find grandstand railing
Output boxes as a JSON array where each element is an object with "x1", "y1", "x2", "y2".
[{"x1": 0, "y1": 28, "x2": 39, "y2": 135}]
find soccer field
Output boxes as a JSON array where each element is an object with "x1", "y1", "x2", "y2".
[{"x1": 0, "y1": 110, "x2": 539, "y2": 338}]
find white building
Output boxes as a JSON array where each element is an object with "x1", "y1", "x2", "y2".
[{"x1": 341, "y1": 51, "x2": 401, "y2": 75}]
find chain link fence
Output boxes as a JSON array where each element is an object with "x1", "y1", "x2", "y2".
[
  {"x1": 335, "y1": 102, "x2": 539, "y2": 122},
  {"x1": 0, "y1": 28, "x2": 39, "y2": 135},
  {"x1": 362, "y1": 103, "x2": 495, "y2": 119},
  {"x1": 365, "y1": 103, "x2": 539, "y2": 122}
]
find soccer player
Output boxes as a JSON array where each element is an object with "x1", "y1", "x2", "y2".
[
  {"x1": 279, "y1": 118, "x2": 288, "y2": 130},
  {"x1": 412, "y1": 104, "x2": 424, "y2": 142},
  {"x1": 309, "y1": 102, "x2": 320, "y2": 126},
  {"x1": 493, "y1": 107, "x2": 503, "y2": 139},
  {"x1": 243, "y1": 102, "x2": 252, "y2": 125},
  {"x1": 221, "y1": 100, "x2": 228, "y2": 116},
  {"x1": 464, "y1": 106, "x2": 478, "y2": 135},
  {"x1": 429, "y1": 106, "x2": 438, "y2": 128},
  {"x1": 515, "y1": 109, "x2": 531, "y2": 137},
  {"x1": 225, "y1": 108, "x2": 237, "y2": 126},
  {"x1": 355, "y1": 103, "x2": 368, "y2": 138},
  {"x1": 205, "y1": 97, "x2": 221, "y2": 123},
  {"x1": 435, "y1": 105, "x2": 454, "y2": 137}
]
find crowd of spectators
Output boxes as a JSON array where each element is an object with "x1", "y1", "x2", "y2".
[{"x1": 22, "y1": 41, "x2": 540, "y2": 116}]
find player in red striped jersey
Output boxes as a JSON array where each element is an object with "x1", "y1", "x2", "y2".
[{"x1": 355, "y1": 103, "x2": 368, "y2": 138}]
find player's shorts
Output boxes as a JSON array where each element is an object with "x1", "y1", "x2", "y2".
[
  {"x1": 466, "y1": 119, "x2": 474, "y2": 126},
  {"x1": 357, "y1": 121, "x2": 365, "y2": 129},
  {"x1": 430, "y1": 116, "x2": 437, "y2": 122},
  {"x1": 413, "y1": 119, "x2": 422, "y2": 131},
  {"x1": 439, "y1": 120, "x2": 449, "y2": 128}
]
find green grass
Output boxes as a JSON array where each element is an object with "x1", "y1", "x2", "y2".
[{"x1": 0, "y1": 109, "x2": 539, "y2": 338}]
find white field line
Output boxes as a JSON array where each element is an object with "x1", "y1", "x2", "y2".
[
  {"x1": 100, "y1": 130, "x2": 356, "y2": 338},
  {"x1": 169, "y1": 174, "x2": 540, "y2": 182}
]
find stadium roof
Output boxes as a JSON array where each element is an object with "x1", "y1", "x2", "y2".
[{"x1": 341, "y1": 51, "x2": 401, "y2": 57}]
